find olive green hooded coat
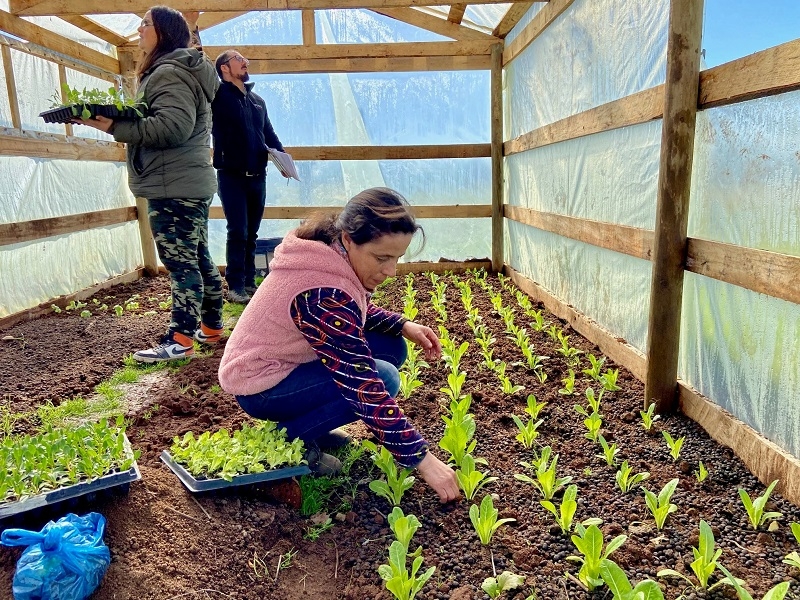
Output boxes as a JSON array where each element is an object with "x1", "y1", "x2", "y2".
[{"x1": 113, "y1": 48, "x2": 219, "y2": 200}]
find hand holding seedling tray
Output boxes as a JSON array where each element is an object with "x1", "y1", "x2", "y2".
[{"x1": 40, "y1": 84, "x2": 147, "y2": 124}]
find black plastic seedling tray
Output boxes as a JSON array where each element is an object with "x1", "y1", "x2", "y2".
[
  {"x1": 0, "y1": 435, "x2": 141, "y2": 520},
  {"x1": 160, "y1": 450, "x2": 310, "y2": 493},
  {"x1": 39, "y1": 104, "x2": 144, "y2": 124}
]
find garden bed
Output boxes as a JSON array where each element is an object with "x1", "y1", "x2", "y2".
[{"x1": 1, "y1": 272, "x2": 798, "y2": 599}]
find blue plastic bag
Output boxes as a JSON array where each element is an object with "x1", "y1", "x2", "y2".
[{"x1": 0, "y1": 512, "x2": 111, "y2": 600}]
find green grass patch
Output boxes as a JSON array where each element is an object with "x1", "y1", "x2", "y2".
[{"x1": 298, "y1": 441, "x2": 371, "y2": 517}]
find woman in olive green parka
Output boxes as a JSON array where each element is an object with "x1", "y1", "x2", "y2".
[{"x1": 79, "y1": 5, "x2": 224, "y2": 363}]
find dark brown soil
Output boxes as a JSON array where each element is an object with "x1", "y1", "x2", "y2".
[{"x1": 1, "y1": 273, "x2": 799, "y2": 600}]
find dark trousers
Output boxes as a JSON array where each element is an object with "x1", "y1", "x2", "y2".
[
  {"x1": 217, "y1": 170, "x2": 266, "y2": 291},
  {"x1": 235, "y1": 332, "x2": 408, "y2": 443},
  {"x1": 147, "y1": 197, "x2": 223, "y2": 335}
]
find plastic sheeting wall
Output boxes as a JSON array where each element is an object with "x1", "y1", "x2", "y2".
[
  {"x1": 680, "y1": 91, "x2": 800, "y2": 457},
  {"x1": 504, "y1": 0, "x2": 668, "y2": 351}
]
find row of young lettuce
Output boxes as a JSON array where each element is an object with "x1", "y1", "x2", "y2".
[{"x1": 3, "y1": 269, "x2": 800, "y2": 600}]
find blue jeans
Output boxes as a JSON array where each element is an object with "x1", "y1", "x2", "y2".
[
  {"x1": 217, "y1": 170, "x2": 266, "y2": 291},
  {"x1": 236, "y1": 332, "x2": 407, "y2": 443}
]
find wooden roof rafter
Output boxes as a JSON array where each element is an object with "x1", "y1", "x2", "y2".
[
  {"x1": 58, "y1": 15, "x2": 130, "y2": 46},
  {"x1": 371, "y1": 7, "x2": 499, "y2": 41},
  {"x1": 447, "y1": 4, "x2": 467, "y2": 24}
]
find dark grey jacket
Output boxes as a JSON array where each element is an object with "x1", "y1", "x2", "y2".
[{"x1": 113, "y1": 48, "x2": 219, "y2": 200}]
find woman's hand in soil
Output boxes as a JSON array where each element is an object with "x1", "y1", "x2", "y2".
[
  {"x1": 401, "y1": 321, "x2": 442, "y2": 361},
  {"x1": 417, "y1": 453, "x2": 460, "y2": 503},
  {"x1": 74, "y1": 115, "x2": 114, "y2": 133}
]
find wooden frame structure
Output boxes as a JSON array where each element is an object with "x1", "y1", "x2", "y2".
[{"x1": 1, "y1": 1, "x2": 799, "y2": 503}]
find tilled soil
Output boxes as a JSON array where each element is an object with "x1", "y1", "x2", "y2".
[{"x1": 1, "y1": 272, "x2": 799, "y2": 600}]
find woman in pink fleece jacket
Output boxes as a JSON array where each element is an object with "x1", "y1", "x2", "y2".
[{"x1": 219, "y1": 188, "x2": 460, "y2": 503}]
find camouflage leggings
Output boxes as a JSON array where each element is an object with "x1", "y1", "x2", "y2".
[{"x1": 148, "y1": 197, "x2": 223, "y2": 336}]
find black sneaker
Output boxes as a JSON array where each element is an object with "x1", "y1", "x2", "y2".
[
  {"x1": 304, "y1": 445, "x2": 342, "y2": 476},
  {"x1": 245, "y1": 283, "x2": 259, "y2": 297},
  {"x1": 314, "y1": 428, "x2": 353, "y2": 450},
  {"x1": 227, "y1": 288, "x2": 251, "y2": 304}
]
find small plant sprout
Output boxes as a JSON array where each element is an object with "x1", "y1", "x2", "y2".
[
  {"x1": 615, "y1": 461, "x2": 650, "y2": 494},
  {"x1": 596, "y1": 436, "x2": 619, "y2": 466},
  {"x1": 387, "y1": 507, "x2": 422, "y2": 554},
  {"x1": 739, "y1": 479, "x2": 782, "y2": 530},
  {"x1": 558, "y1": 370, "x2": 576, "y2": 396},
  {"x1": 643, "y1": 478, "x2": 679, "y2": 530},
  {"x1": 528, "y1": 309, "x2": 548, "y2": 332},
  {"x1": 378, "y1": 540, "x2": 435, "y2": 600},
  {"x1": 694, "y1": 461, "x2": 709, "y2": 483},
  {"x1": 784, "y1": 548, "x2": 800, "y2": 570},
  {"x1": 662, "y1": 431, "x2": 685, "y2": 461},
  {"x1": 567, "y1": 523, "x2": 627, "y2": 592},
  {"x1": 540, "y1": 484, "x2": 603, "y2": 535},
  {"x1": 599, "y1": 559, "x2": 665, "y2": 600},
  {"x1": 498, "y1": 374, "x2": 525, "y2": 395},
  {"x1": 399, "y1": 371, "x2": 424, "y2": 399},
  {"x1": 717, "y1": 564, "x2": 790, "y2": 600},
  {"x1": 583, "y1": 412, "x2": 603, "y2": 443},
  {"x1": 113, "y1": 304, "x2": 124, "y2": 317},
  {"x1": 80, "y1": 310, "x2": 92, "y2": 318},
  {"x1": 362, "y1": 441, "x2": 415, "y2": 507},
  {"x1": 481, "y1": 571, "x2": 526, "y2": 599},
  {"x1": 511, "y1": 413, "x2": 543, "y2": 449},
  {"x1": 599, "y1": 368, "x2": 622, "y2": 392},
  {"x1": 455, "y1": 454, "x2": 497, "y2": 501},
  {"x1": 582, "y1": 354, "x2": 606, "y2": 381},
  {"x1": 534, "y1": 369, "x2": 548, "y2": 384},
  {"x1": 524, "y1": 394, "x2": 546, "y2": 419},
  {"x1": 515, "y1": 446, "x2": 573, "y2": 500},
  {"x1": 658, "y1": 520, "x2": 737, "y2": 591},
  {"x1": 640, "y1": 404, "x2": 660, "y2": 432},
  {"x1": 469, "y1": 494, "x2": 516, "y2": 545},
  {"x1": 51, "y1": 304, "x2": 62, "y2": 313},
  {"x1": 440, "y1": 370, "x2": 467, "y2": 402}
]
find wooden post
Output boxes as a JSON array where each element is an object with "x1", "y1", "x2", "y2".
[
  {"x1": 57, "y1": 64, "x2": 73, "y2": 137},
  {"x1": 644, "y1": 0, "x2": 704, "y2": 413},
  {"x1": 302, "y1": 10, "x2": 316, "y2": 46},
  {"x1": 117, "y1": 47, "x2": 138, "y2": 99},
  {"x1": 136, "y1": 197, "x2": 159, "y2": 276},
  {"x1": 2, "y1": 45, "x2": 21, "y2": 129},
  {"x1": 490, "y1": 43, "x2": 504, "y2": 273}
]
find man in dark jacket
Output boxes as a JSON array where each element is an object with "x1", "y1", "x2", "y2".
[{"x1": 212, "y1": 50, "x2": 286, "y2": 304}]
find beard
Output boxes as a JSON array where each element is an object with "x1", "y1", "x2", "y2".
[{"x1": 236, "y1": 72, "x2": 250, "y2": 83}]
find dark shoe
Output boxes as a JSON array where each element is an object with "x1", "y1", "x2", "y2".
[
  {"x1": 227, "y1": 288, "x2": 251, "y2": 304},
  {"x1": 245, "y1": 283, "x2": 259, "y2": 297},
  {"x1": 133, "y1": 331, "x2": 194, "y2": 363},
  {"x1": 305, "y1": 445, "x2": 342, "y2": 476},
  {"x1": 314, "y1": 428, "x2": 353, "y2": 450}
]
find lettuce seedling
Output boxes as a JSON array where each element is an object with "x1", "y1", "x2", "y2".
[
  {"x1": 584, "y1": 412, "x2": 603, "y2": 443},
  {"x1": 567, "y1": 523, "x2": 627, "y2": 591},
  {"x1": 511, "y1": 414, "x2": 543, "y2": 449},
  {"x1": 528, "y1": 309, "x2": 548, "y2": 332},
  {"x1": 739, "y1": 479, "x2": 782, "y2": 530},
  {"x1": 559, "y1": 370, "x2": 576, "y2": 396},
  {"x1": 540, "y1": 484, "x2": 601, "y2": 534},
  {"x1": 378, "y1": 540, "x2": 435, "y2": 600},
  {"x1": 640, "y1": 404, "x2": 659, "y2": 432},
  {"x1": 439, "y1": 413, "x2": 478, "y2": 470},
  {"x1": 582, "y1": 354, "x2": 606, "y2": 381},
  {"x1": 717, "y1": 564, "x2": 789, "y2": 600},
  {"x1": 498, "y1": 375, "x2": 524, "y2": 395},
  {"x1": 398, "y1": 371, "x2": 424, "y2": 399},
  {"x1": 783, "y1": 522, "x2": 800, "y2": 568},
  {"x1": 481, "y1": 571, "x2": 525, "y2": 599},
  {"x1": 524, "y1": 394, "x2": 546, "y2": 419},
  {"x1": 515, "y1": 446, "x2": 572, "y2": 500},
  {"x1": 643, "y1": 478, "x2": 679, "y2": 530},
  {"x1": 469, "y1": 494, "x2": 516, "y2": 545},
  {"x1": 599, "y1": 559, "x2": 665, "y2": 600},
  {"x1": 694, "y1": 461, "x2": 709, "y2": 483},
  {"x1": 387, "y1": 507, "x2": 421, "y2": 554},
  {"x1": 534, "y1": 369, "x2": 548, "y2": 384},
  {"x1": 596, "y1": 436, "x2": 619, "y2": 466},
  {"x1": 662, "y1": 431, "x2": 685, "y2": 461},
  {"x1": 615, "y1": 461, "x2": 650, "y2": 494},
  {"x1": 600, "y1": 368, "x2": 622, "y2": 392},
  {"x1": 362, "y1": 441, "x2": 415, "y2": 507},
  {"x1": 658, "y1": 520, "x2": 735, "y2": 591},
  {"x1": 456, "y1": 454, "x2": 497, "y2": 501},
  {"x1": 440, "y1": 370, "x2": 467, "y2": 402},
  {"x1": 522, "y1": 347, "x2": 548, "y2": 372},
  {"x1": 791, "y1": 522, "x2": 800, "y2": 543}
]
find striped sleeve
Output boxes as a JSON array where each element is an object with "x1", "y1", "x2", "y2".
[
  {"x1": 364, "y1": 303, "x2": 407, "y2": 335},
  {"x1": 290, "y1": 288, "x2": 428, "y2": 468}
]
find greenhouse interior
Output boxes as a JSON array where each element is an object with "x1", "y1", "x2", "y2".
[{"x1": 0, "y1": 0, "x2": 799, "y2": 598}]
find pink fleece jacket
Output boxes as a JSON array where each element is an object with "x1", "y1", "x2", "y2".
[{"x1": 218, "y1": 231, "x2": 368, "y2": 396}]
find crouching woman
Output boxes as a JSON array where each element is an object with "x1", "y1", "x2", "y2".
[{"x1": 218, "y1": 187, "x2": 459, "y2": 503}]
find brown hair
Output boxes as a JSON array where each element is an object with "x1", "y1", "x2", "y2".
[
  {"x1": 137, "y1": 6, "x2": 192, "y2": 81},
  {"x1": 296, "y1": 188, "x2": 424, "y2": 249}
]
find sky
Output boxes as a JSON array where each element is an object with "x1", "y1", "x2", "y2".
[{"x1": 702, "y1": 0, "x2": 800, "y2": 68}]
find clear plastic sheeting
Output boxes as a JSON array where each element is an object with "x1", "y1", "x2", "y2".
[
  {"x1": 198, "y1": 12, "x2": 302, "y2": 46},
  {"x1": 504, "y1": 2, "x2": 546, "y2": 45},
  {"x1": 23, "y1": 16, "x2": 115, "y2": 55},
  {"x1": 680, "y1": 275, "x2": 800, "y2": 458},
  {"x1": 87, "y1": 14, "x2": 142, "y2": 39},
  {"x1": 690, "y1": 91, "x2": 800, "y2": 255},
  {"x1": 505, "y1": 121, "x2": 662, "y2": 229},
  {"x1": 13, "y1": 50, "x2": 63, "y2": 134},
  {"x1": 0, "y1": 223, "x2": 141, "y2": 318},
  {"x1": 316, "y1": 9, "x2": 447, "y2": 43},
  {"x1": 464, "y1": 5, "x2": 511, "y2": 31},
  {"x1": 505, "y1": 0, "x2": 668, "y2": 140},
  {"x1": 506, "y1": 221, "x2": 652, "y2": 352}
]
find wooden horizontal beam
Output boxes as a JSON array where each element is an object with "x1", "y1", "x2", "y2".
[
  {"x1": 504, "y1": 205, "x2": 654, "y2": 260},
  {"x1": 504, "y1": 85, "x2": 664, "y2": 155},
  {"x1": 286, "y1": 143, "x2": 490, "y2": 160},
  {"x1": 12, "y1": 0, "x2": 529, "y2": 16},
  {"x1": 371, "y1": 8, "x2": 499, "y2": 41},
  {"x1": 0, "y1": 269, "x2": 143, "y2": 331},
  {"x1": 699, "y1": 38, "x2": 800, "y2": 109},
  {"x1": 0, "y1": 128, "x2": 126, "y2": 161},
  {"x1": 58, "y1": 15, "x2": 129, "y2": 46},
  {"x1": 686, "y1": 238, "x2": 800, "y2": 306},
  {"x1": 492, "y1": 1, "x2": 533, "y2": 38},
  {"x1": 204, "y1": 40, "x2": 496, "y2": 61},
  {"x1": 679, "y1": 382, "x2": 800, "y2": 507},
  {"x1": 0, "y1": 32, "x2": 116, "y2": 81},
  {"x1": 210, "y1": 204, "x2": 492, "y2": 220},
  {"x1": 504, "y1": 264, "x2": 648, "y2": 380},
  {"x1": 397, "y1": 260, "x2": 491, "y2": 275},
  {"x1": 502, "y1": 0, "x2": 572, "y2": 65},
  {"x1": 0, "y1": 9, "x2": 119, "y2": 73},
  {"x1": 249, "y1": 54, "x2": 491, "y2": 73},
  {"x1": 0, "y1": 207, "x2": 137, "y2": 247}
]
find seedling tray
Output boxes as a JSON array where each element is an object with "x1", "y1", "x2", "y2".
[
  {"x1": 0, "y1": 435, "x2": 141, "y2": 520},
  {"x1": 160, "y1": 450, "x2": 310, "y2": 493},
  {"x1": 39, "y1": 104, "x2": 144, "y2": 124}
]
